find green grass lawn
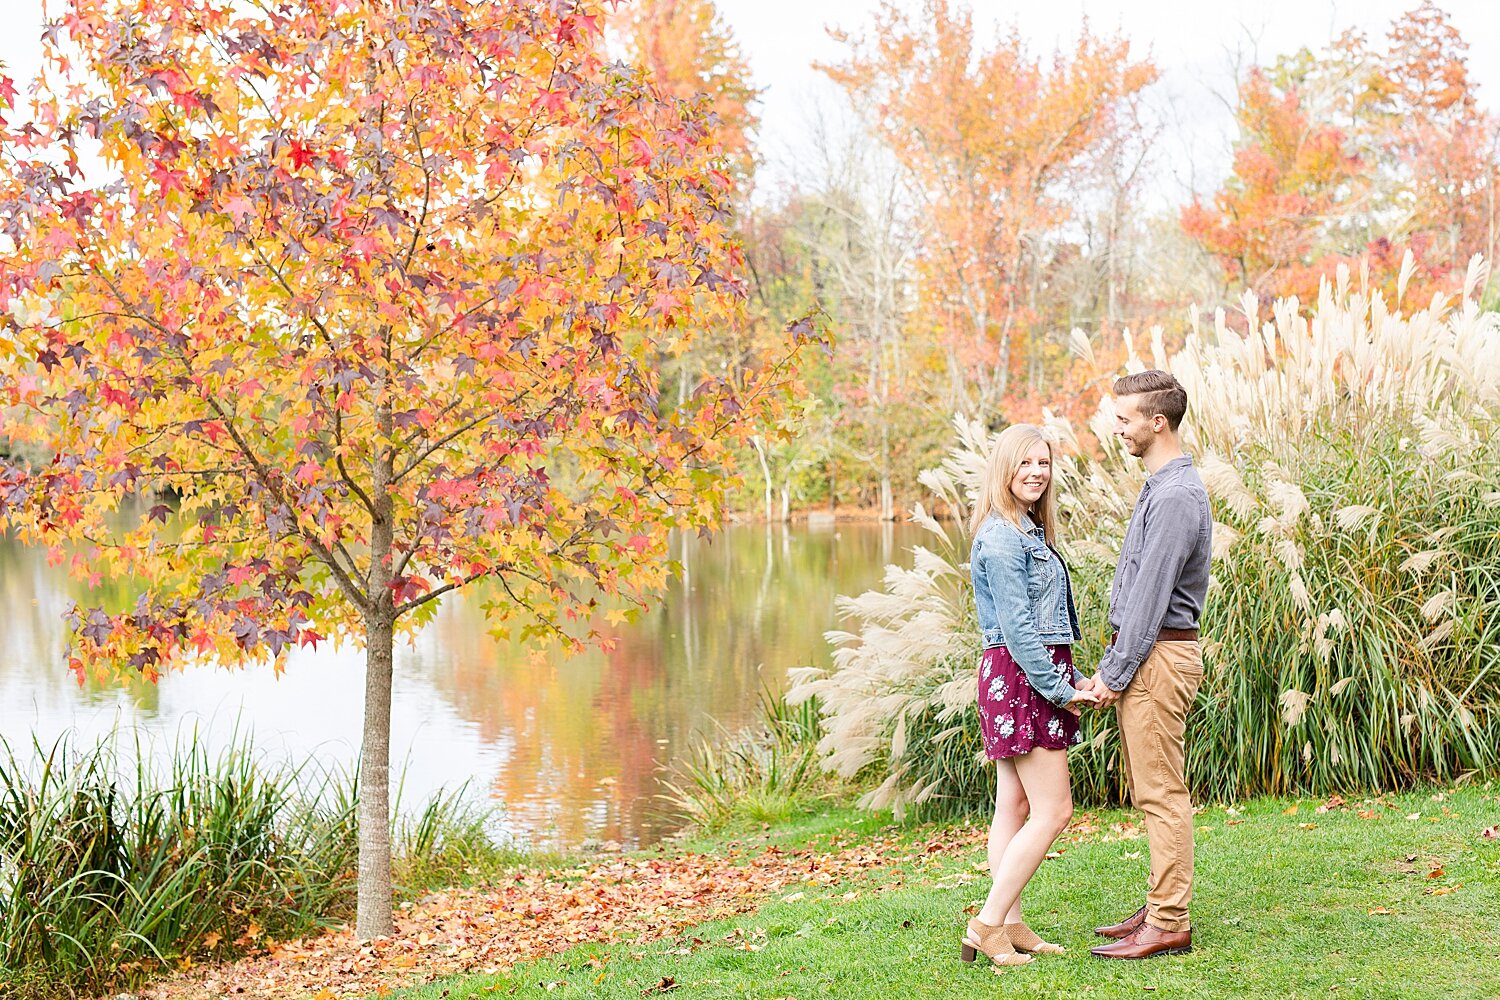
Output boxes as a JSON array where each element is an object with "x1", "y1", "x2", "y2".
[{"x1": 391, "y1": 784, "x2": 1500, "y2": 1000}]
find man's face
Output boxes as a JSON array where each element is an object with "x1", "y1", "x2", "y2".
[{"x1": 1114, "y1": 393, "x2": 1161, "y2": 458}]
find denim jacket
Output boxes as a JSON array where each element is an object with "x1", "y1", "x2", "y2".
[{"x1": 970, "y1": 513, "x2": 1084, "y2": 708}]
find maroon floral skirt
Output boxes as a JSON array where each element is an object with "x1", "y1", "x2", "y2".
[{"x1": 978, "y1": 644, "x2": 1081, "y2": 759}]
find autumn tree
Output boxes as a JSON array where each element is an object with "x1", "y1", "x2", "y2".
[
  {"x1": 823, "y1": 0, "x2": 1157, "y2": 415},
  {"x1": 1183, "y1": 3, "x2": 1498, "y2": 304},
  {"x1": 0, "y1": 0, "x2": 809, "y2": 938},
  {"x1": 1368, "y1": 1, "x2": 1498, "y2": 267},
  {"x1": 1179, "y1": 68, "x2": 1364, "y2": 302},
  {"x1": 612, "y1": 0, "x2": 759, "y2": 187}
]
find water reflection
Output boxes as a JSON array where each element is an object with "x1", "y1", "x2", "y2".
[{"x1": 0, "y1": 521, "x2": 922, "y2": 847}]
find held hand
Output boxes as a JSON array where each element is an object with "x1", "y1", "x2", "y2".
[
  {"x1": 1086, "y1": 675, "x2": 1121, "y2": 709},
  {"x1": 1064, "y1": 686, "x2": 1100, "y2": 716}
]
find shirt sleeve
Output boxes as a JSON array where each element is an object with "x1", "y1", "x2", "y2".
[
  {"x1": 976, "y1": 531, "x2": 1079, "y2": 708},
  {"x1": 1098, "y1": 487, "x2": 1202, "y2": 692}
]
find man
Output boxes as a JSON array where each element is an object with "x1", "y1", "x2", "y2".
[{"x1": 1085, "y1": 370, "x2": 1212, "y2": 960}]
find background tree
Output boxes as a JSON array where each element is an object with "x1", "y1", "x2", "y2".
[
  {"x1": 795, "y1": 125, "x2": 925, "y2": 522},
  {"x1": 612, "y1": 0, "x2": 760, "y2": 188},
  {"x1": 822, "y1": 0, "x2": 1157, "y2": 415},
  {"x1": 1368, "y1": 1, "x2": 1498, "y2": 269},
  {"x1": 1183, "y1": 3, "x2": 1498, "y2": 305},
  {"x1": 1179, "y1": 68, "x2": 1365, "y2": 302},
  {"x1": 0, "y1": 0, "x2": 809, "y2": 938}
]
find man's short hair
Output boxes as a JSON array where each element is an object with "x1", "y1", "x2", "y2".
[{"x1": 1113, "y1": 370, "x2": 1188, "y2": 431}]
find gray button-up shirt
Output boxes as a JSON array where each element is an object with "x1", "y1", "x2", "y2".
[{"x1": 1098, "y1": 455, "x2": 1212, "y2": 692}]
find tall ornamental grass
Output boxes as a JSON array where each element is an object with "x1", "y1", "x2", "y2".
[
  {"x1": 660, "y1": 688, "x2": 833, "y2": 832},
  {"x1": 789, "y1": 256, "x2": 1500, "y2": 817},
  {"x1": 0, "y1": 729, "x2": 519, "y2": 999}
]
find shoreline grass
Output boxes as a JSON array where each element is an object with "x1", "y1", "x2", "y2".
[
  {"x1": 392, "y1": 782, "x2": 1500, "y2": 1000},
  {"x1": 0, "y1": 728, "x2": 543, "y2": 1000}
]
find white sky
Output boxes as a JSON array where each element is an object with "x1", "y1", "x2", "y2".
[{"x1": 3, "y1": 0, "x2": 1498, "y2": 205}]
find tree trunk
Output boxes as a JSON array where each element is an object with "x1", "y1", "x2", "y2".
[
  {"x1": 751, "y1": 435, "x2": 773, "y2": 523},
  {"x1": 357, "y1": 610, "x2": 395, "y2": 939},
  {"x1": 878, "y1": 420, "x2": 894, "y2": 522},
  {"x1": 358, "y1": 386, "x2": 397, "y2": 939}
]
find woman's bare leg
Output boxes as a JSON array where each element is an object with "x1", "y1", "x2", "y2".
[
  {"x1": 986, "y1": 758, "x2": 1029, "y2": 924},
  {"x1": 976, "y1": 748, "x2": 1073, "y2": 926}
]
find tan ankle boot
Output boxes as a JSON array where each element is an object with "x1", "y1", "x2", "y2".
[{"x1": 960, "y1": 917, "x2": 1033, "y2": 967}]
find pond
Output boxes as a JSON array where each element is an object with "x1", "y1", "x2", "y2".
[{"x1": 0, "y1": 521, "x2": 930, "y2": 848}]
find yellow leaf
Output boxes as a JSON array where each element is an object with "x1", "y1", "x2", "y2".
[{"x1": 203, "y1": 931, "x2": 222, "y2": 949}]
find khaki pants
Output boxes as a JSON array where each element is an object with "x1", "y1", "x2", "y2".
[{"x1": 1116, "y1": 640, "x2": 1203, "y2": 933}]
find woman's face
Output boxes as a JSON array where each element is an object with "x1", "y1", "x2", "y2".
[{"x1": 1009, "y1": 439, "x2": 1052, "y2": 509}]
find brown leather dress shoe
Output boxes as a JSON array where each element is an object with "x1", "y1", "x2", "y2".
[
  {"x1": 1093, "y1": 905, "x2": 1146, "y2": 939},
  {"x1": 1090, "y1": 922, "x2": 1192, "y2": 960}
]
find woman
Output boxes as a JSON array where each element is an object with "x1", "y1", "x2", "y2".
[{"x1": 961, "y1": 423, "x2": 1096, "y2": 967}]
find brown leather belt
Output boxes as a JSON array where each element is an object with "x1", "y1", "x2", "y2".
[{"x1": 1111, "y1": 628, "x2": 1199, "y2": 646}]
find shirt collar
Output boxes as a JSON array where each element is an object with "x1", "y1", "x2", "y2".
[{"x1": 1146, "y1": 454, "x2": 1194, "y2": 486}]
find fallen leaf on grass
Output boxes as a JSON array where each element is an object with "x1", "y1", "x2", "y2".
[
  {"x1": 643, "y1": 977, "x2": 679, "y2": 995},
  {"x1": 1298, "y1": 823, "x2": 1319, "y2": 830},
  {"x1": 1482, "y1": 825, "x2": 1498, "y2": 840},
  {"x1": 1429, "y1": 884, "x2": 1462, "y2": 896},
  {"x1": 1044, "y1": 851, "x2": 1064, "y2": 859},
  {"x1": 1406, "y1": 813, "x2": 1421, "y2": 821},
  {"x1": 1282, "y1": 805, "x2": 1299, "y2": 816},
  {"x1": 1226, "y1": 820, "x2": 1245, "y2": 826},
  {"x1": 1427, "y1": 868, "x2": 1446, "y2": 880},
  {"x1": 1368, "y1": 908, "x2": 1396, "y2": 915},
  {"x1": 1357, "y1": 810, "x2": 1378, "y2": 820}
]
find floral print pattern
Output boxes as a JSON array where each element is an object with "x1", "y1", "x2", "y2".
[{"x1": 977, "y1": 644, "x2": 1081, "y2": 759}]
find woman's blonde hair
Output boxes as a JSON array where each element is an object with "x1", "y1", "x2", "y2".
[{"x1": 968, "y1": 423, "x2": 1058, "y2": 542}]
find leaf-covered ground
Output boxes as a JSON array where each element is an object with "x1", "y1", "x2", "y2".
[
  {"x1": 137, "y1": 785, "x2": 1500, "y2": 1000},
  {"x1": 134, "y1": 815, "x2": 969, "y2": 999}
]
